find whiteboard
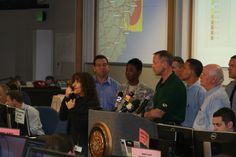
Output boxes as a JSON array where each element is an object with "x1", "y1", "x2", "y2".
[{"x1": 192, "y1": 0, "x2": 236, "y2": 67}]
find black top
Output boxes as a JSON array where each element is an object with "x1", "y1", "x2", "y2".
[
  {"x1": 153, "y1": 73, "x2": 186, "y2": 124},
  {"x1": 59, "y1": 96, "x2": 100, "y2": 152}
]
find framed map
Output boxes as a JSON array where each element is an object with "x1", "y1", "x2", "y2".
[{"x1": 95, "y1": 0, "x2": 168, "y2": 64}]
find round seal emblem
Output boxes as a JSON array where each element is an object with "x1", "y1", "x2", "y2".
[{"x1": 89, "y1": 122, "x2": 112, "y2": 157}]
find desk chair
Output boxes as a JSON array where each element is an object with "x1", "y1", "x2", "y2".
[
  {"x1": 35, "y1": 106, "x2": 59, "y2": 135},
  {"x1": 55, "y1": 120, "x2": 67, "y2": 134}
]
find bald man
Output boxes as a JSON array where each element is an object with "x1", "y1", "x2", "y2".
[{"x1": 193, "y1": 64, "x2": 230, "y2": 131}]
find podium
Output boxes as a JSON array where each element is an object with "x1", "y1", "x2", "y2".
[{"x1": 88, "y1": 110, "x2": 157, "y2": 156}]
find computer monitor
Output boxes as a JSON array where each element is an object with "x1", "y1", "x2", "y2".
[
  {"x1": 120, "y1": 139, "x2": 141, "y2": 156},
  {"x1": 0, "y1": 104, "x2": 8, "y2": 128},
  {"x1": 154, "y1": 123, "x2": 194, "y2": 157},
  {"x1": 6, "y1": 106, "x2": 31, "y2": 136},
  {"x1": 0, "y1": 133, "x2": 27, "y2": 157},
  {"x1": 193, "y1": 130, "x2": 236, "y2": 157},
  {"x1": 22, "y1": 138, "x2": 46, "y2": 156},
  {"x1": 26, "y1": 147, "x2": 75, "y2": 157},
  {"x1": 0, "y1": 103, "x2": 30, "y2": 136}
]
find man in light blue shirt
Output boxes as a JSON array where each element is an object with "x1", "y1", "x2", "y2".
[
  {"x1": 180, "y1": 59, "x2": 205, "y2": 127},
  {"x1": 193, "y1": 64, "x2": 230, "y2": 131},
  {"x1": 93, "y1": 55, "x2": 120, "y2": 111}
]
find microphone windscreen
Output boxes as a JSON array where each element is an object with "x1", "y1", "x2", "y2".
[
  {"x1": 113, "y1": 91, "x2": 124, "y2": 111},
  {"x1": 117, "y1": 91, "x2": 123, "y2": 97},
  {"x1": 136, "y1": 96, "x2": 150, "y2": 114},
  {"x1": 116, "y1": 92, "x2": 123, "y2": 102},
  {"x1": 128, "y1": 99, "x2": 141, "y2": 112}
]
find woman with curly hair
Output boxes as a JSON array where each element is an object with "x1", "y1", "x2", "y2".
[{"x1": 59, "y1": 72, "x2": 100, "y2": 155}]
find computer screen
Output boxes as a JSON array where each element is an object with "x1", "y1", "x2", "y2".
[
  {"x1": 22, "y1": 138, "x2": 46, "y2": 157},
  {"x1": 0, "y1": 133, "x2": 27, "y2": 157},
  {"x1": 7, "y1": 106, "x2": 30, "y2": 136},
  {"x1": 26, "y1": 147, "x2": 75, "y2": 157},
  {"x1": 154, "y1": 123, "x2": 194, "y2": 157},
  {"x1": 0, "y1": 104, "x2": 8, "y2": 128},
  {"x1": 193, "y1": 130, "x2": 236, "y2": 157}
]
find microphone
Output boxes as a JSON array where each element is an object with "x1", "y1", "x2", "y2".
[
  {"x1": 136, "y1": 96, "x2": 150, "y2": 114},
  {"x1": 113, "y1": 91, "x2": 124, "y2": 111},
  {"x1": 119, "y1": 99, "x2": 140, "y2": 113},
  {"x1": 123, "y1": 91, "x2": 134, "y2": 106},
  {"x1": 119, "y1": 91, "x2": 134, "y2": 112},
  {"x1": 127, "y1": 99, "x2": 141, "y2": 113}
]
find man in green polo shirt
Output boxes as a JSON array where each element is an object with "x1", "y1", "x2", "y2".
[{"x1": 144, "y1": 50, "x2": 186, "y2": 124}]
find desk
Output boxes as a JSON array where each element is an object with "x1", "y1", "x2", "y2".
[{"x1": 21, "y1": 87, "x2": 65, "y2": 106}]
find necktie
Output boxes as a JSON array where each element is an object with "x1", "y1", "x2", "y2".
[{"x1": 230, "y1": 85, "x2": 236, "y2": 107}]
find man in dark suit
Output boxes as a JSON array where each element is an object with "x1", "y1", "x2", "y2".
[{"x1": 225, "y1": 55, "x2": 236, "y2": 115}]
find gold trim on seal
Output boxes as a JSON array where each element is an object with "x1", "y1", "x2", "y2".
[{"x1": 89, "y1": 122, "x2": 112, "y2": 157}]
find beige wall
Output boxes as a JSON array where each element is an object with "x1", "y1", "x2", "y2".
[
  {"x1": 85, "y1": 63, "x2": 161, "y2": 90},
  {"x1": 85, "y1": 63, "x2": 232, "y2": 89},
  {"x1": 0, "y1": 0, "x2": 76, "y2": 81}
]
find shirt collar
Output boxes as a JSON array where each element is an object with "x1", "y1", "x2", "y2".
[
  {"x1": 95, "y1": 76, "x2": 112, "y2": 85},
  {"x1": 186, "y1": 80, "x2": 200, "y2": 90},
  {"x1": 206, "y1": 85, "x2": 221, "y2": 96},
  {"x1": 160, "y1": 72, "x2": 175, "y2": 85}
]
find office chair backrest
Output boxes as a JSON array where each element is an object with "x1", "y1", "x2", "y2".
[{"x1": 35, "y1": 106, "x2": 59, "y2": 135}]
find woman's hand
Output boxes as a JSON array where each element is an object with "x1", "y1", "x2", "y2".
[
  {"x1": 66, "y1": 99, "x2": 76, "y2": 110},
  {"x1": 65, "y1": 86, "x2": 73, "y2": 97}
]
